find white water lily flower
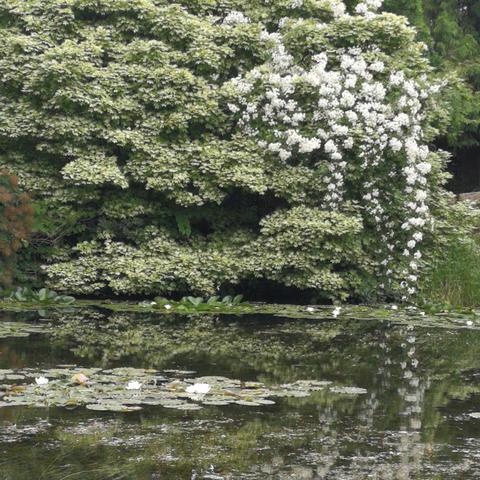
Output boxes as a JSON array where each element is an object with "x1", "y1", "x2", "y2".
[
  {"x1": 164, "y1": 304, "x2": 172, "y2": 310},
  {"x1": 35, "y1": 376, "x2": 49, "y2": 386},
  {"x1": 126, "y1": 381, "x2": 142, "y2": 390},
  {"x1": 186, "y1": 383, "x2": 211, "y2": 394},
  {"x1": 332, "y1": 307, "x2": 341, "y2": 318},
  {"x1": 306, "y1": 306, "x2": 315, "y2": 312}
]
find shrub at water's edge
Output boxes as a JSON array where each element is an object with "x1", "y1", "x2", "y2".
[
  {"x1": 420, "y1": 200, "x2": 480, "y2": 307},
  {"x1": 0, "y1": 170, "x2": 33, "y2": 286},
  {"x1": 0, "y1": 0, "x2": 459, "y2": 301}
]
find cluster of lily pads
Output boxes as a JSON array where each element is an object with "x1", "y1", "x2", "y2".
[
  {"x1": 139, "y1": 295, "x2": 251, "y2": 313},
  {"x1": 3, "y1": 287, "x2": 75, "y2": 305},
  {"x1": 0, "y1": 366, "x2": 366, "y2": 413},
  {"x1": 0, "y1": 321, "x2": 50, "y2": 339}
]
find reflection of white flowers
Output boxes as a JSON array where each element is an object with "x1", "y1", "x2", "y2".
[
  {"x1": 35, "y1": 376, "x2": 49, "y2": 386},
  {"x1": 186, "y1": 383, "x2": 211, "y2": 394},
  {"x1": 126, "y1": 381, "x2": 142, "y2": 390}
]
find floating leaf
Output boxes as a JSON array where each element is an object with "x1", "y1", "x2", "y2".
[{"x1": 330, "y1": 387, "x2": 368, "y2": 395}]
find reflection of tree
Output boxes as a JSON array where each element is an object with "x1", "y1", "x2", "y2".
[
  {"x1": 47, "y1": 310, "x2": 384, "y2": 384},
  {"x1": 4, "y1": 310, "x2": 480, "y2": 478}
]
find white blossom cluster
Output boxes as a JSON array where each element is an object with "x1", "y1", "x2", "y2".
[
  {"x1": 287, "y1": 0, "x2": 345, "y2": 18},
  {"x1": 355, "y1": 0, "x2": 383, "y2": 18},
  {"x1": 222, "y1": 10, "x2": 251, "y2": 26},
  {"x1": 226, "y1": 3, "x2": 442, "y2": 298}
]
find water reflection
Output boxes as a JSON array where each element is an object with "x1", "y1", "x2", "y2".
[{"x1": 1, "y1": 309, "x2": 480, "y2": 478}]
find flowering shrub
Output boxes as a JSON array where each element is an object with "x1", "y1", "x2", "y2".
[
  {"x1": 0, "y1": 0, "x2": 450, "y2": 300},
  {"x1": 0, "y1": 170, "x2": 34, "y2": 286}
]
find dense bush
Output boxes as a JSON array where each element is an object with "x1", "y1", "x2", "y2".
[
  {"x1": 0, "y1": 170, "x2": 33, "y2": 286},
  {"x1": 0, "y1": 0, "x2": 451, "y2": 300}
]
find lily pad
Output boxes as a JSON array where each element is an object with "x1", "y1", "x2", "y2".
[
  {"x1": 0, "y1": 321, "x2": 50, "y2": 339},
  {"x1": 329, "y1": 387, "x2": 368, "y2": 395},
  {"x1": 0, "y1": 365, "x2": 364, "y2": 413},
  {"x1": 86, "y1": 403, "x2": 142, "y2": 412}
]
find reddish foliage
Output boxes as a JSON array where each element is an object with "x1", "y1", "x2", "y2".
[{"x1": 0, "y1": 169, "x2": 33, "y2": 286}]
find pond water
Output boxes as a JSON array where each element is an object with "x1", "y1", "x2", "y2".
[{"x1": 1, "y1": 307, "x2": 480, "y2": 479}]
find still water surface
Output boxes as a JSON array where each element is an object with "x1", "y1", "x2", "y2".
[{"x1": 1, "y1": 308, "x2": 480, "y2": 479}]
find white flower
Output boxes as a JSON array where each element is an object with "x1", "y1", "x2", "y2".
[
  {"x1": 324, "y1": 140, "x2": 337, "y2": 153},
  {"x1": 413, "y1": 232, "x2": 423, "y2": 242},
  {"x1": 186, "y1": 383, "x2": 211, "y2": 394},
  {"x1": 223, "y1": 11, "x2": 250, "y2": 26},
  {"x1": 391, "y1": 305, "x2": 398, "y2": 310},
  {"x1": 415, "y1": 190, "x2": 427, "y2": 202},
  {"x1": 355, "y1": 3, "x2": 369, "y2": 15},
  {"x1": 416, "y1": 162, "x2": 432, "y2": 175},
  {"x1": 228, "y1": 103, "x2": 240, "y2": 113},
  {"x1": 164, "y1": 304, "x2": 172, "y2": 310},
  {"x1": 279, "y1": 149, "x2": 292, "y2": 161},
  {"x1": 126, "y1": 381, "x2": 142, "y2": 390},
  {"x1": 298, "y1": 137, "x2": 321, "y2": 153},
  {"x1": 35, "y1": 376, "x2": 49, "y2": 386},
  {"x1": 407, "y1": 240, "x2": 416, "y2": 249},
  {"x1": 370, "y1": 61, "x2": 385, "y2": 73},
  {"x1": 389, "y1": 138, "x2": 402, "y2": 152},
  {"x1": 332, "y1": 307, "x2": 342, "y2": 318},
  {"x1": 290, "y1": 0, "x2": 303, "y2": 8},
  {"x1": 331, "y1": 1, "x2": 346, "y2": 18},
  {"x1": 306, "y1": 306, "x2": 315, "y2": 312}
]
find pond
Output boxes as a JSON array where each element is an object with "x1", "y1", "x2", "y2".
[{"x1": 1, "y1": 307, "x2": 480, "y2": 479}]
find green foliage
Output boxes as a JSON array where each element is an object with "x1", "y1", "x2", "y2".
[
  {"x1": 0, "y1": 0, "x2": 449, "y2": 300},
  {"x1": 421, "y1": 238, "x2": 480, "y2": 308},
  {"x1": 420, "y1": 194, "x2": 480, "y2": 307},
  {"x1": 4, "y1": 287, "x2": 75, "y2": 305}
]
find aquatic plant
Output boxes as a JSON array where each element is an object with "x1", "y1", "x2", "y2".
[
  {"x1": 0, "y1": 321, "x2": 50, "y2": 339},
  {"x1": 140, "y1": 295, "x2": 251, "y2": 313},
  {"x1": 5, "y1": 287, "x2": 75, "y2": 305},
  {"x1": 0, "y1": 366, "x2": 366, "y2": 413},
  {"x1": 158, "y1": 295, "x2": 251, "y2": 312}
]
